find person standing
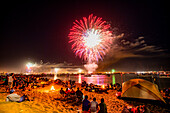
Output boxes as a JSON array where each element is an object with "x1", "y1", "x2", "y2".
[
  {"x1": 8, "y1": 73, "x2": 14, "y2": 89},
  {"x1": 90, "y1": 97, "x2": 98, "y2": 113},
  {"x1": 98, "y1": 98, "x2": 107, "y2": 113},
  {"x1": 13, "y1": 75, "x2": 17, "y2": 87},
  {"x1": 82, "y1": 95, "x2": 90, "y2": 113}
]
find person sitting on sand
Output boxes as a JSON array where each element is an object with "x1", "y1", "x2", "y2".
[
  {"x1": 70, "y1": 88, "x2": 76, "y2": 96},
  {"x1": 0, "y1": 76, "x2": 8, "y2": 86},
  {"x1": 65, "y1": 81, "x2": 68, "y2": 87},
  {"x1": 121, "y1": 105, "x2": 130, "y2": 113},
  {"x1": 90, "y1": 97, "x2": 98, "y2": 113},
  {"x1": 143, "y1": 105, "x2": 150, "y2": 113},
  {"x1": 98, "y1": 98, "x2": 107, "y2": 113},
  {"x1": 60, "y1": 88, "x2": 65, "y2": 96},
  {"x1": 65, "y1": 88, "x2": 70, "y2": 99},
  {"x1": 70, "y1": 88, "x2": 76, "y2": 101},
  {"x1": 0, "y1": 76, "x2": 9, "y2": 92},
  {"x1": 76, "y1": 87, "x2": 83, "y2": 102},
  {"x1": 81, "y1": 80, "x2": 87, "y2": 87},
  {"x1": 82, "y1": 95, "x2": 90, "y2": 113},
  {"x1": 6, "y1": 89, "x2": 30, "y2": 102},
  {"x1": 85, "y1": 84, "x2": 91, "y2": 91}
]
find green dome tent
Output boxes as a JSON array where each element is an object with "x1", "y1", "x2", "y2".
[{"x1": 121, "y1": 79, "x2": 165, "y2": 103}]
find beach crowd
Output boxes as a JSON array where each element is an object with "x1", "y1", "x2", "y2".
[{"x1": 0, "y1": 73, "x2": 170, "y2": 113}]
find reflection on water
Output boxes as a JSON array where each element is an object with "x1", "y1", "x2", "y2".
[
  {"x1": 82, "y1": 75, "x2": 111, "y2": 85},
  {"x1": 52, "y1": 74, "x2": 114, "y2": 86},
  {"x1": 54, "y1": 74, "x2": 57, "y2": 80},
  {"x1": 112, "y1": 75, "x2": 115, "y2": 85},
  {"x1": 50, "y1": 74, "x2": 170, "y2": 89},
  {"x1": 78, "y1": 74, "x2": 81, "y2": 83}
]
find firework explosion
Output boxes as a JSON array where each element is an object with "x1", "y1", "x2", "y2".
[{"x1": 69, "y1": 14, "x2": 114, "y2": 73}]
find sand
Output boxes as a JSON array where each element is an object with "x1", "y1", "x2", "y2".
[{"x1": 0, "y1": 84, "x2": 169, "y2": 113}]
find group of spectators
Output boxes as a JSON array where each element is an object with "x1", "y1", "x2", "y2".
[
  {"x1": 54, "y1": 79, "x2": 84, "y2": 104},
  {"x1": 57, "y1": 79, "x2": 108, "y2": 112},
  {"x1": 81, "y1": 80, "x2": 122, "y2": 94},
  {"x1": 161, "y1": 88, "x2": 170, "y2": 104},
  {"x1": 57, "y1": 80, "x2": 108, "y2": 112},
  {"x1": 0, "y1": 73, "x2": 50, "y2": 92},
  {"x1": 82, "y1": 95, "x2": 107, "y2": 113},
  {"x1": 0, "y1": 73, "x2": 52, "y2": 103},
  {"x1": 0, "y1": 73, "x2": 50, "y2": 102},
  {"x1": 59, "y1": 87, "x2": 83, "y2": 103},
  {"x1": 122, "y1": 105, "x2": 150, "y2": 113},
  {"x1": 161, "y1": 88, "x2": 170, "y2": 97}
]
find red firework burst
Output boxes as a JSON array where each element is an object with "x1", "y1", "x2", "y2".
[{"x1": 68, "y1": 14, "x2": 113, "y2": 63}]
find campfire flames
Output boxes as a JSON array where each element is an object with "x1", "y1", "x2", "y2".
[
  {"x1": 50, "y1": 86, "x2": 55, "y2": 90},
  {"x1": 101, "y1": 85, "x2": 105, "y2": 89}
]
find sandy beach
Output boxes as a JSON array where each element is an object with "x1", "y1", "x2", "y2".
[{"x1": 0, "y1": 83, "x2": 169, "y2": 113}]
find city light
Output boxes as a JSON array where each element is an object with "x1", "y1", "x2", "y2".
[
  {"x1": 78, "y1": 69, "x2": 82, "y2": 73},
  {"x1": 54, "y1": 68, "x2": 59, "y2": 73},
  {"x1": 112, "y1": 69, "x2": 116, "y2": 73}
]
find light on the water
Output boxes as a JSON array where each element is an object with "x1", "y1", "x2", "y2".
[
  {"x1": 78, "y1": 74, "x2": 81, "y2": 83},
  {"x1": 112, "y1": 75, "x2": 115, "y2": 85},
  {"x1": 54, "y1": 68, "x2": 59, "y2": 80}
]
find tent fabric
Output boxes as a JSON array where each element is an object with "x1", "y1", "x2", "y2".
[{"x1": 121, "y1": 79, "x2": 165, "y2": 103}]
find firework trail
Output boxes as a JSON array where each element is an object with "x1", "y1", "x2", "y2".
[{"x1": 69, "y1": 14, "x2": 114, "y2": 73}]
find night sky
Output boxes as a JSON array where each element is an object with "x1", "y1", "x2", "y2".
[{"x1": 1, "y1": 0, "x2": 170, "y2": 72}]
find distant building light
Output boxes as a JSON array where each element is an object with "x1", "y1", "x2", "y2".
[
  {"x1": 78, "y1": 69, "x2": 82, "y2": 73},
  {"x1": 54, "y1": 68, "x2": 59, "y2": 73},
  {"x1": 112, "y1": 69, "x2": 115, "y2": 73}
]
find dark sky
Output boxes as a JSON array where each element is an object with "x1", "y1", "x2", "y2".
[{"x1": 1, "y1": 0, "x2": 170, "y2": 72}]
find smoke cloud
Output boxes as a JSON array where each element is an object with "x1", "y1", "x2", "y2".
[{"x1": 97, "y1": 36, "x2": 166, "y2": 71}]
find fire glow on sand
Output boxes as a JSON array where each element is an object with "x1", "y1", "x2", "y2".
[
  {"x1": 69, "y1": 14, "x2": 114, "y2": 73},
  {"x1": 37, "y1": 85, "x2": 58, "y2": 93},
  {"x1": 101, "y1": 85, "x2": 105, "y2": 89},
  {"x1": 50, "y1": 86, "x2": 55, "y2": 91}
]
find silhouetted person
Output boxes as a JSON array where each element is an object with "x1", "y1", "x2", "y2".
[
  {"x1": 98, "y1": 98, "x2": 107, "y2": 113},
  {"x1": 76, "y1": 87, "x2": 83, "y2": 102},
  {"x1": 60, "y1": 88, "x2": 65, "y2": 95},
  {"x1": 8, "y1": 73, "x2": 13, "y2": 88},
  {"x1": 90, "y1": 97, "x2": 98, "y2": 113},
  {"x1": 82, "y1": 95, "x2": 90, "y2": 113}
]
